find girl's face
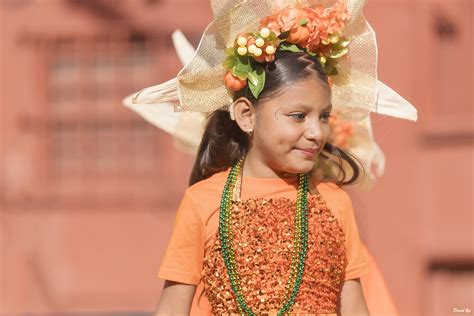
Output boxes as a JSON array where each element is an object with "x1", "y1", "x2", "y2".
[{"x1": 246, "y1": 78, "x2": 332, "y2": 177}]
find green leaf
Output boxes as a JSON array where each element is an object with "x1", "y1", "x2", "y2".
[
  {"x1": 231, "y1": 68, "x2": 248, "y2": 80},
  {"x1": 248, "y1": 66, "x2": 265, "y2": 99},
  {"x1": 339, "y1": 38, "x2": 350, "y2": 48},
  {"x1": 329, "y1": 48, "x2": 348, "y2": 59},
  {"x1": 222, "y1": 53, "x2": 237, "y2": 69},
  {"x1": 231, "y1": 67, "x2": 248, "y2": 80},
  {"x1": 299, "y1": 18, "x2": 308, "y2": 26},
  {"x1": 279, "y1": 43, "x2": 303, "y2": 53},
  {"x1": 234, "y1": 56, "x2": 252, "y2": 73},
  {"x1": 231, "y1": 56, "x2": 252, "y2": 80},
  {"x1": 332, "y1": 38, "x2": 351, "y2": 52}
]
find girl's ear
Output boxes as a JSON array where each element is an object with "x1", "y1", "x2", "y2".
[{"x1": 232, "y1": 97, "x2": 256, "y2": 134}]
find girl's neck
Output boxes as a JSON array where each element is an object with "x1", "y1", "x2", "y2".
[{"x1": 243, "y1": 151, "x2": 298, "y2": 180}]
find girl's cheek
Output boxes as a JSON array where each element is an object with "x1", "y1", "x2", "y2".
[
  {"x1": 280, "y1": 124, "x2": 301, "y2": 139},
  {"x1": 322, "y1": 124, "x2": 331, "y2": 137}
]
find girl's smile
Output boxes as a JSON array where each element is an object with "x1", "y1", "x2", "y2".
[{"x1": 293, "y1": 147, "x2": 318, "y2": 159}]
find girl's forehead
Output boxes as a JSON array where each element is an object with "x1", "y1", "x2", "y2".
[
  {"x1": 261, "y1": 79, "x2": 332, "y2": 111},
  {"x1": 281, "y1": 101, "x2": 333, "y2": 111}
]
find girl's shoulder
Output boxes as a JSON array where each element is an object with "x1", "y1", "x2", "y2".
[
  {"x1": 186, "y1": 169, "x2": 228, "y2": 196},
  {"x1": 313, "y1": 179, "x2": 354, "y2": 218},
  {"x1": 181, "y1": 170, "x2": 228, "y2": 215},
  {"x1": 313, "y1": 178, "x2": 345, "y2": 198}
]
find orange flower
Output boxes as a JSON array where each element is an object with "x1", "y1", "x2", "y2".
[
  {"x1": 329, "y1": 114, "x2": 354, "y2": 148},
  {"x1": 259, "y1": 14, "x2": 282, "y2": 36},
  {"x1": 286, "y1": 19, "x2": 311, "y2": 45},
  {"x1": 324, "y1": 1, "x2": 350, "y2": 34},
  {"x1": 274, "y1": 6, "x2": 299, "y2": 32},
  {"x1": 258, "y1": 0, "x2": 350, "y2": 53},
  {"x1": 259, "y1": 6, "x2": 306, "y2": 37},
  {"x1": 303, "y1": 1, "x2": 350, "y2": 52}
]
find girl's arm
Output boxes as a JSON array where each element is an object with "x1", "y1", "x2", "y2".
[
  {"x1": 338, "y1": 278, "x2": 370, "y2": 316},
  {"x1": 154, "y1": 280, "x2": 196, "y2": 316}
]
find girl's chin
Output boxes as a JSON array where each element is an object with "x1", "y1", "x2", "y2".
[
  {"x1": 283, "y1": 160, "x2": 315, "y2": 175},
  {"x1": 298, "y1": 165, "x2": 315, "y2": 175}
]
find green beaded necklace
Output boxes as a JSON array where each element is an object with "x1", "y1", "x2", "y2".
[{"x1": 218, "y1": 156, "x2": 309, "y2": 315}]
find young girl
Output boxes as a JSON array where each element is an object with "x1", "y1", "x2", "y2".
[
  {"x1": 156, "y1": 49, "x2": 370, "y2": 315},
  {"x1": 123, "y1": 0, "x2": 417, "y2": 314}
]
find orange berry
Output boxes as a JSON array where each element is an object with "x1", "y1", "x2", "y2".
[{"x1": 224, "y1": 71, "x2": 247, "y2": 91}]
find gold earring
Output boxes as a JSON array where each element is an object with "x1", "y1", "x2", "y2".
[{"x1": 247, "y1": 129, "x2": 253, "y2": 136}]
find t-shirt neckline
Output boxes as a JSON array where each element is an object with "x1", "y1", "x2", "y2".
[{"x1": 222, "y1": 167, "x2": 300, "y2": 188}]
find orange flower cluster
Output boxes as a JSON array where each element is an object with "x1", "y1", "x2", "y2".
[
  {"x1": 223, "y1": 1, "x2": 351, "y2": 96},
  {"x1": 260, "y1": 1, "x2": 350, "y2": 53},
  {"x1": 329, "y1": 114, "x2": 354, "y2": 148}
]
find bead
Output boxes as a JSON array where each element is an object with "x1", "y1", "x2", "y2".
[
  {"x1": 253, "y1": 47, "x2": 263, "y2": 57},
  {"x1": 248, "y1": 44, "x2": 257, "y2": 54},
  {"x1": 237, "y1": 46, "x2": 248, "y2": 55},
  {"x1": 259, "y1": 27, "x2": 270, "y2": 38},
  {"x1": 237, "y1": 36, "x2": 247, "y2": 46}
]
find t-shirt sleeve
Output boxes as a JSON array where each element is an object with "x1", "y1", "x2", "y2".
[
  {"x1": 335, "y1": 188, "x2": 370, "y2": 281},
  {"x1": 156, "y1": 190, "x2": 205, "y2": 285}
]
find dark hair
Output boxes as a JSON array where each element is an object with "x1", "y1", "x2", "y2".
[{"x1": 189, "y1": 50, "x2": 365, "y2": 186}]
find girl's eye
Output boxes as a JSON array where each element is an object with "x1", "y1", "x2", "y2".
[
  {"x1": 288, "y1": 113, "x2": 306, "y2": 121},
  {"x1": 321, "y1": 112, "x2": 331, "y2": 122}
]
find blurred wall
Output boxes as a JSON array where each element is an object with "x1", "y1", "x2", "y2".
[{"x1": 0, "y1": 0, "x2": 472, "y2": 315}]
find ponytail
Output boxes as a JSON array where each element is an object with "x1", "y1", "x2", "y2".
[{"x1": 189, "y1": 110, "x2": 248, "y2": 186}]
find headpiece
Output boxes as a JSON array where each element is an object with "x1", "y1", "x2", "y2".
[{"x1": 122, "y1": 0, "x2": 418, "y2": 189}]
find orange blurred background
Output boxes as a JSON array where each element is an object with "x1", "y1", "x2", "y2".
[{"x1": 0, "y1": 0, "x2": 472, "y2": 315}]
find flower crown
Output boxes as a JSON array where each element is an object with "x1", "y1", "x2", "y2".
[{"x1": 223, "y1": 1, "x2": 351, "y2": 99}]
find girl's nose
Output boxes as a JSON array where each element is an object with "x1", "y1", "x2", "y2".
[{"x1": 304, "y1": 122, "x2": 324, "y2": 141}]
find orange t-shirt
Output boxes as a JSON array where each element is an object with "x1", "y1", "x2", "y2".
[{"x1": 157, "y1": 169, "x2": 369, "y2": 315}]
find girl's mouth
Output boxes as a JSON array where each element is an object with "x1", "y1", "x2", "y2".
[{"x1": 294, "y1": 148, "x2": 318, "y2": 159}]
